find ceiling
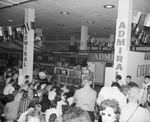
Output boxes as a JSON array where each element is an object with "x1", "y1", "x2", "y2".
[{"x1": 0, "y1": 0, "x2": 150, "y2": 42}]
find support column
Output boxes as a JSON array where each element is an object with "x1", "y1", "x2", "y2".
[
  {"x1": 23, "y1": 8, "x2": 35, "y2": 82},
  {"x1": 113, "y1": 0, "x2": 133, "y2": 84},
  {"x1": 80, "y1": 26, "x2": 88, "y2": 50},
  {"x1": 70, "y1": 36, "x2": 75, "y2": 46},
  {"x1": 110, "y1": 34, "x2": 114, "y2": 42}
]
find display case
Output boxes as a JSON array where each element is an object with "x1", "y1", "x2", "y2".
[{"x1": 54, "y1": 67, "x2": 81, "y2": 88}]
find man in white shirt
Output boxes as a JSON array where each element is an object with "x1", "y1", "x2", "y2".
[
  {"x1": 45, "y1": 101, "x2": 59, "y2": 122},
  {"x1": 97, "y1": 82, "x2": 127, "y2": 107},
  {"x1": 140, "y1": 75, "x2": 150, "y2": 105},
  {"x1": 3, "y1": 79, "x2": 14, "y2": 95},
  {"x1": 120, "y1": 86, "x2": 150, "y2": 122},
  {"x1": 18, "y1": 107, "x2": 34, "y2": 122},
  {"x1": 73, "y1": 75, "x2": 97, "y2": 122}
]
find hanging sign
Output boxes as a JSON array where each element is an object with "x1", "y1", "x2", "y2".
[{"x1": 88, "y1": 53, "x2": 114, "y2": 63}]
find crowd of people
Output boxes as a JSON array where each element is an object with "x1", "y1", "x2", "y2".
[{"x1": 0, "y1": 65, "x2": 150, "y2": 122}]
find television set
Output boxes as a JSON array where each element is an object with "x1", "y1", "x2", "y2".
[
  {"x1": 55, "y1": 75, "x2": 59, "y2": 80},
  {"x1": 82, "y1": 69, "x2": 90, "y2": 75},
  {"x1": 69, "y1": 70, "x2": 74, "y2": 77},
  {"x1": 60, "y1": 76, "x2": 67, "y2": 83},
  {"x1": 61, "y1": 69, "x2": 68, "y2": 75},
  {"x1": 67, "y1": 77, "x2": 73, "y2": 85},
  {"x1": 74, "y1": 70, "x2": 81, "y2": 78},
  {"x1": 56, "y1": 68, "x2": 61, "y2": 74},
  {"x1": 72, "y1": 78, "x2": 80, "y2": 86}
]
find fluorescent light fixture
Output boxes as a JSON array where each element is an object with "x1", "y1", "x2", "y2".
[
  {"x1": 8, "y1": 19, "x2": 13, "y2": 22},
  {"x1": 87, "y1": 21, "x2": 94, "y2": 24},
  {"x1": 103, "y1": 4, "x2": 115, "y2": 9},
  {"x1": 60, "y1": 12, "x2": 69, "y2": 15}
]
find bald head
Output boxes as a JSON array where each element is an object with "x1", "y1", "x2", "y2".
[
  {"x1": 128, "y1": 86, "x2": 140, "y2": 103},
  {"x1": 82, "y1": 75, "x2": 92, "y2": 86}
]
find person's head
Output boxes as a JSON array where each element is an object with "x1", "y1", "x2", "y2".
[
  {"x1": 23, "y1": 91, "x2": 28, "y2": 98},
  {"x1": 9, "y1": 78, "x2": 14, "y2": 84},
  {"x1": 6, "y1": 94, "x2": 14, "y2": 102},
  {"x1": 14, "y1": 84, "x2": 21, "y2": 91},
  {"x1": 51, "y1": 100, "x2": 57, "y2": 108},
  {"x1": 25, "y1": 80, "x2": 30, "y2": 85},
  {"x1": 111, "y1": 82, "x2": 120, "y2": 90},
  {"x1": 26, "y1": 106, "x2": 34, "y2": 113},
  {"x1": 25, "y1": 75, "x2": 29, "y2": 79},
  {"x1": 120, "y1": 85, "x2": 131, "y2": 97},
  {"x1": 29, "y1": 83, "x2": 34, "y2": 89},
  {"x1": 34, "y1": 103, "x2": 42, "y2": 112},
  {"x1": 127, "y1": 86, "x2": 140, "y2": 103},
  {"x1": 115, "y1": 75, "x2": 122, "y2": 82},
  {"x1": 62, "y1": 107, "x2": 91, "y2": 122},
  {"x1": 147, "y1": 85, "x2": 150, "y2": 103},
  {"x1": 25, "y1": 109, "x2": 42, "y2": 122},
  {"x1": 126, "y1": 75, "x2": 131, "y2": 84},
  {"x1": 82, "y1": 75, "x2": 92, "y2": 86},
  {"x1": 144, "y1": 75, "x2": 150, "y2": 84},
  {"x1": 55, "y1": 93, "x2": 62, "y2": 101},
  {"x1": 49, "y1": 113, "x2": 57, "y2": 122},
  {"x1": 99, "y1": 99, "x2": 121, "y2": 122},
  {"x1": 127, "y1": 82, "x2": 139, "y2": 88}
]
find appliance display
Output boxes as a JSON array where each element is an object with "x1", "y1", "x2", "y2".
[
  {"x1": 72, "y1": 78, "x2": 80, "y2": 86},
  {"x1": 74, "y1": 70, "x2": 81, "y2": 78},
  {"x1": 60, "y1": 75, "x2": 67, "y2": 83},
  {"x1": 54, "y1": 67, "x2": 82, "y2": 87},
  {"x1": 67, "y1": 77, "x2": 73, "y2": 85},
  {"x1": 56, "y1": 68, "x2": 61, "y2": 74},
  {"x1": 61, "y1": 69, "x2": 68, "y2": 75}
]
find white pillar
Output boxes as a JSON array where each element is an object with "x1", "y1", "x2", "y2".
[
  {"x1": 80, "y1": 26, "x2": 88, "y2": 50},
  {"x1": 22, "y1": 8, "x2": 35, "y2": 82},
  {"x1": 110, "y1": 34, "x2": 114, "y2": 42},
  {"x1": 70, "y1": 36, "x2": 75, "y2": 46},
  {"x1": 113, "y1": 0, "x2": 133, "y2": 84}
]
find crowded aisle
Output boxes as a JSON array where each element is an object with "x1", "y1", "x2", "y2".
[{"x1": 0, "y1": 65, "x2": 150, "y2": 122}]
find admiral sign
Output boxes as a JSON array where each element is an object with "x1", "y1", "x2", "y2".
[
  {"x1": 23, "y1": 34, "x2": 28, "y2": 67},
  {"x1": 88, "y1": 53, "x2": 114, "y2": 63},
  {"x1": 114, "y1": 19, "x2": 128, "y2": 76}
]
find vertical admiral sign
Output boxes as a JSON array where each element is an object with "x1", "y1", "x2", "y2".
[
  {"x1": 113, "y1": 19, "x2": 130, "y2": 82},
  {"x1": 23, "y1": 34, "x2": 28, "y2": 68}
]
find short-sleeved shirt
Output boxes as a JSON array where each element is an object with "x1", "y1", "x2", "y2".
[
  {"x1": 73, "y1": 85, "x2": 97, "y2": 111},
  {"x1": 120, "y1": 102, "x2": 150, "y2": 122},
  {"x1": 97, "y1": 86, "x2": 127, "y2": 107}
]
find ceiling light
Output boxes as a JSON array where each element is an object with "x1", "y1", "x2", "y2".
[
  {"x1": 57, "y1": 24, "x2": 64, "y2": 26},
  {"x1": 87, "y1": 21, "x2": 94, "y2": 24},
  {"x1": 8, "y1": 19, "x2": 13, "y2": 22},
  {"x1": 103, "y1": 4, "x2": 115, "y2": 9},
  {"x1": 60, "y1": 11, "x2": 69, "y2": 15}
]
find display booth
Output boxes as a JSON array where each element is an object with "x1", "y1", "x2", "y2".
[
  {"x1": 54, "y1": 62, "x2": 95, "y2": 89},
  {"x1": 87, "y1": 52, "x2": 114, "y2": 87}
]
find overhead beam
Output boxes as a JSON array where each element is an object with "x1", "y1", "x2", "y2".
[{"x1": 0, "y1": 0, "x2": 37, "y2": 10}]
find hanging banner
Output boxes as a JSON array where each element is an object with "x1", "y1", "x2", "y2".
[
  {"x1": 0, "y1": 27, "x2": 3, "y2": 36},
  {"x1": 144, "y1": 13, "x2": 150, "y2": 27},
  {"x1": 132, "y1": 10, "x2": 142, "y2": 24}
]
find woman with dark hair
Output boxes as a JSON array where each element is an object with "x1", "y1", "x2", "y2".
[{"x1": 99, "y1": 99, "x2": 121, "y2": 122}]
